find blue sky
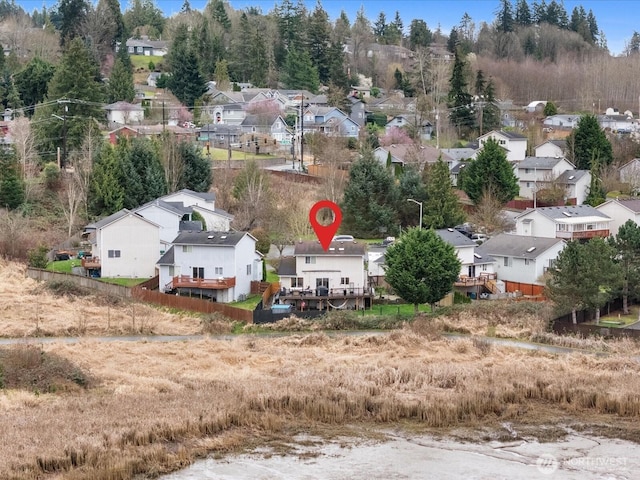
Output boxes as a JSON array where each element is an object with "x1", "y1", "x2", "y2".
[{"x1": 19, "y1": 0, "x2": 637, "y2": 55}]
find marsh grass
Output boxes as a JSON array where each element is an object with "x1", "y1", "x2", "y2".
[{"x1": 1, "y1": 336, "x2": 640, "y2": 479}]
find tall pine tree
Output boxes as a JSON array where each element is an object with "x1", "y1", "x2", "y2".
[{"x1": 423, "y1": 156, "x2": 465, "y2": 229}]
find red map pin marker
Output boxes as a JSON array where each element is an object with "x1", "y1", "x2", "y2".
[{"x1": 309, "y1": 200, "x2": 343, "y2": 252}]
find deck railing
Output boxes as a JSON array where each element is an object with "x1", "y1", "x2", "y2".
[{"x1": 166, "y1": 275, "x2": 236, "y2": 291}]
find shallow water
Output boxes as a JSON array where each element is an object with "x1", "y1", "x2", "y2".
[{"x1": 162, "y1": 431, "x2": 637, "y2": 479}]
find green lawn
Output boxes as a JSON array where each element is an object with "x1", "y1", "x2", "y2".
[
  {"x1": 588, "y1": 306, "x2": 640, "y2": 327},
  {"x1": 230, "y1": 294, "x2": 262, "y2": 310},
  {"x1": 364, "y1": 303, "x2": 431, "y2": 316},
  {"x1": 99, "y1": 277, "x2": 150, "y2": 287},
  {"x1": 47, "y1": 260, "x2": 81, "y2": 273},
  {"x1": 130, "y1": 55, "x2": 163, "y2": 70},
  {"x1": 266, "y1": 271, "x2": 279, "y2": 283},
  {"x1": 203, "y1": 147, "x2": 274, "y2": 161}
]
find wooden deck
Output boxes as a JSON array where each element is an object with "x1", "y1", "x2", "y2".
[
  {"x1": 166, "y1": 275, "x2": 236, "y2": 291},
  {"x1": 81, "y1": 257, "x2": 101, "y2": 269},
  {"x1": 278, "y1": 287, "x2": 373, "y2": 301}
]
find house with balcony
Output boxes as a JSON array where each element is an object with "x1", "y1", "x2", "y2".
[
  {"x1": 515, "y1": 205, "x2": 611, "y2": 240},
  {"x1": 478, "y1": 130, "x2": 527, "y2": 162},
  {"x1": 276, "y1": 240, "x2": 373, "y2": 311},
  {"x1": 81, "y1": 209, "x2": 161, "y2": 279},
  {"x1": 515, "y1": 156, "x2": 575, "y2": 199},
  {"x1": 239, "y1": 113, "x2": 292, "y2": 143},
  {"x1": 476, "y1": 234, "x2": 565, "y2": 296},
  {"x1": 157, "y1": 230, "x2": 262, "y2": 302}
]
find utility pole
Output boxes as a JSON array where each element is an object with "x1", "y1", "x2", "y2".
[
  {"x1": 300, "y1": 95, "x2": 304, "y2": 171},
  {"x1": 60, "y1": 100, "x2": 68, "y2": 169},
  {"x1": 162, "y1": 101, "x2": 166, "y2": 131}
]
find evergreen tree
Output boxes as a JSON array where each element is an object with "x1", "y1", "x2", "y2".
[
  {"x1": 608, "y1": 220, "x2": 640, "y2": 314},
  {"x1": 447, "y1": 49, "x2": 475, "y2": 137},
  {"x1": 461, "y1": 138, "x2": 519, "y2": 205},
  {"x1": 408, "y1": 19, "x2": 432, "y2": 50},
  {"x1": 0, "y1": 150, "x2": 25, "y2": 210},
  {"x1": 423, "y1": 157, "x2": 465, "y2": 229},
  {"x1": 32, "y1": 38, "x2": 105, "y2": 165},
  {"x1": 341, "y1": 149, "x2": 398, "y2": 238},
  {"x1": 14, "y1": 58, "x2": 55, "y2": 115},
  {"x1": 120, "y1": 138, "x2": 166, "y2": 208},
  {"x1": 179, "y1": 141, "x2": 212, "y2": 192},
  {"x1": 51, "y1": 0, "x2": 90, "y2": 46},
  {"x1": 567, "y1": 114, "x2": 613, "y2": 170},
  {"x1": 514, "y1": 0, "x2": 532, "y2": 26},
  {"x1": 543, "y1": 101, "x2": 558, "y2": 116},
  {"x1": 495, "y1": 0, "x2": 514, "y2": 33},
  {"x1": 446, "y1": 27, "x2": 459, "y2": 53},
  {"x1": 89, "y1": 143, "x2": 125, "y2": 217},
  {"x1": 107, "y1": 56, "x2": 135, "y2": 103},
  {"x1": 373, "y1": 12, "x2": 387, "y2": 42},
  {"x1": 307, "y1": 1, "x2": 331, "y2": 84},
  {"x1": 396, "y1": 167, "x2": 427, "y2": 228},
  {"x1": 480, "y1": 80, "x2": 501, "y2": 133},
  {"x1": 208, "y1": 0, "x2": 231, "y2": 30},
  {"x1": 384, "y1": 227, "x2": 461, "y2": 312},
  {"x1": 167, "y1": 25, "x2": 206, "y2": 108},
  {"x1": 281, "y1": 47, "x2": 319, "y2": 92},
  {"x1": 546, "y1": 240, "x2": 585, "y2": 324},
  {"x1": 584, "y1": 161, "x2": 606, "y2": 207}
]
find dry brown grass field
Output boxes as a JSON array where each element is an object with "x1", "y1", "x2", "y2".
[{"x1": 1, "y1": 259, "x2": 640, "y2": 479}]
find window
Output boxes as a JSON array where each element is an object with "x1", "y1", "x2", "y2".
[
  {"x1": 524, "y1": 258, "x2": 532, "y2": 266},
  {"x1": 305, "y1": 256, "x2": 316, "y2": 264},
  {"x1": 193, "y1": 267, "x2": 204, "y2": 279},
  {"x1": 503, "y1": 257, "x2": 512, "y2": 267},
  {"x1": 168, "y1": 266, "x2": 175, "y2": 276},
  {"x1": 291, "y1": 277, "x2": 303, "y2": 288},
  {"x1": 316, "y1": 278, "x2": 329, "y2": 288},
  {"x1": 526, "y1": 182, "x2": 531, "y2": 188},
  {"x1": 108, "y1": 250, "x2": 121, "y2": 258},
  {"x1": 340, "y1": 277, "x2": 349, "y2": 285},
  {"x1": 246, "y1": 264, "x2": 252, "y2": 275},
  {"x1": 525, "y1": 168, "x2": 530, "y2": 174},
  {"x1": 214, "y1": 267, "x2": 223, "y2": 275},
  {"x1": 182, "y1": 245, "x2": 192, "y2": 253},
  {"x1": 587, "y1": 224, "x2": 595, "y2": 230}
]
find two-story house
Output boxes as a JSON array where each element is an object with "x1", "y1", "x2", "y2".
[
  {"x1": 554, "y1": 170, "x2": 591, "y2": 205},
  {"x1": 277, "y1": 240, "x2": 373, "y2": 311},
  {"x1": 515, "y1": 205, "x2": 611, "y2": 240},
  {"x1": 302, "y1": 106, "x2": 360, "y2": 138},
  {"x1": 478, "y1": 130, "x2": 527, "y2": 162},
  {"x1": 596, "y1": 198, "x2": 640, "y2": 236},
  {"x1": 81, "y1": 209, "x2": 161, "y2": 279},
  {"x1": 159, "y1": 189, "x2": 233, "y2": 232},
  {"x1": 534, "y1": 140, "x2": 567, "y2": 158},
  {"x1": 157, "y1": 230, "x2": 262, "y2": 302},
  {"x1": 240, "y1": 113, "x2": 292, "y2": 143},
  {"x1": 515, "y1": 157, "x2": 575, "y2": 199},
  {"x1": 476, "y1": 234, "x2": 566, "y2": 296}
]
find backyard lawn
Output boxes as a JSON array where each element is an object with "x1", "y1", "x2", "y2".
[
  {"x1": 230, "y1": 294, "x2": 262, "y2": 310},
  {"x1": 589, "y1": 306, "x2": 640, "y2": 327},
  {"x1": 130, "y1": 55, "x2": 163, "y2": 70},
  {"x1": 364, "y1": 303, "x2": 431, "y2": 316}
]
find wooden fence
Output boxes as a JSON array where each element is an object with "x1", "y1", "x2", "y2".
[
  {"x1": 131, "y1": 288, "x2": 253, "y2": 322},
  {"x1": 26, "y1": 268, "x2": 132, "y2": 298}
]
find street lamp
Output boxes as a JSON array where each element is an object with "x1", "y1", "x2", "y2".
[{"x1": 407, "y1": 198, "x2": 423, "y2": 230}]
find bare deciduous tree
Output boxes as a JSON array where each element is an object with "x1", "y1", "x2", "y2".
[
  {"x1": 69, "y1": 127, "x2": 101, "y2": 221},
  {"x1": 158, "y1": 133, "x2": 183, "y2": 193},
  {"x1": 9, "y1": 117, "x2": 40, "y2": 203},
  {"x1": 59, "y1": 174, "x2": 83, "y2": 238},
  {"x1": 469, "y1": 188, "x2": 515, "y2": 236}
]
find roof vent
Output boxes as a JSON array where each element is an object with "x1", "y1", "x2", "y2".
[
  {"x1": 220, "y1": 235, "x2": 227, "y2": 239},
  {"x1": 329, "y1": 247, "x2": 335, "y2": 251},
  {"x1": 207, "y1": 235, "x2": 214, "y2": 239},
  {"x1": 562, "y1": 211, "x2": 572, "y2": 217},
  {"x1": 448, "y1": 228, "x2": 454, "y2": 232},
  {"x1": 568, "y1": 175, "x2": 575, "y2": 180},
  {"x1": 527, "y1": 246, "x2": 536, "y2": 252}
]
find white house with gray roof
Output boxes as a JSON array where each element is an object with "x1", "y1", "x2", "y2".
[
  {"x1": 476, "y1": 234, "x2": 565, "y2": 294},
  {"x1": 534, "y1": 140, "x2": 567, "y2": 158},
  {"x1": 435, "y1": 229, "x2": 495, "y2": 279},
  {"x1": 478, "y1": 130, "x2": 528, "y2": 162},
  {"x1": 515, "y1": 156, "x2": 575, "y2": 198},
  {"x1": 554, "y1": 170, "x2": 591, "y2": 205},
  {"x1": 543, "y1": 115, "x2": 580, "y2": 130},
  {"x1": 133, "y1": 199, "x2": 202, "y2": 250},
  {"x1": 157, "y1": 230, "x2": 262, "y2": 302},
  {"x1": 159, "y1": 189, "x2": 233, "y2": 232},
  {"x1": 596, "y1": 198, "x2": 640, "y2": 236},
  {"x1": 515, "y1": 205, "x2": 611, "y2": 240},
  {"x1": 82, "y1": 209, "x2": 161, "y2": 279}
]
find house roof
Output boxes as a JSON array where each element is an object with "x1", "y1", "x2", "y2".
[
  {"x1": 618, "y1": 158, "x2": 640, "y2": 171},
  {"x1": 600, "y1": 198, "x2": 640, "y2": 214},
  {"x1": 450, "y1": 162, "x2": 468, "y2": 174},
  {"x1": 476, "y1": 234, "x2": 564, "y2": 259},
  {"x1": 85, "y1": 209, "x2": 130, "y2": 230},
  {"x1": 156, "y1": 246, "x2": 175, "y2": 265},
  {"x1": 441, "y1": 148, "x2": 476, "y2": 162},
  {"x1": 535, "y1": 139, "x2": 567, "y2": 150},
  {"x1": 171, "y1": 230, "x2": 248, "y2": 246},
  {"x1": 480, "y1": 130, "x2": 527, "y2": 140},
  {"x1": 554, "y1": 170, "x2": 589, "y2": 185},
  {"x1": 435, "y1": 228, "x2": 477, "y2": 247},
  {"x1": 134, "y1": 199, "x2": 191, "y2": 217},
  {"x1": 377, "y1": 144, "x2": 452, "y2": 164},
  {"x1": 104, "y1": 101, "x2": 143, "y2": 111},
  {"x1": 518, "y1": 205, "x2": 610, "y2": 221},
  {"x1": 277, "y1": 256, "x2": 297, "y2": 276},
  {"x1": 517, "y1": 157, "x2": 572, "y2": 169},
  {"x1": 179, "y1": 220, "x2": 203, "y2": 231},
  {"x1": 162, "y1": 189, "x2": 215, "y2": 203},
  {"x1": 241, "y1": 113, "x2": 281, "y2": 127},
  {"x1": 293, "y1": 240, "x2": 366, "y2": 256}
]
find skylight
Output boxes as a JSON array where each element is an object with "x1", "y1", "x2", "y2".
[
  {"x1": 562, "y1": 211, "x2": 572, "y2": 217},
  {"x1": 474, "y1": 253, "x2": 482, "y2": 259},
  {"x1": 568, "y1": 175, "x2": 575, "y2": 180},
  {"x1": 527, "y1": 247, "x2": 536, "y2": 252}
]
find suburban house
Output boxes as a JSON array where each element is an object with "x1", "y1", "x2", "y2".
[
  {"x1": 133, "y1": 199, "x2": 202, "y2": 252},
  {"x1": 104, "y1": 101, "x2": 144, "y2": 125},
  {"x1": 198, "y1": 124, "x2": 242, "y2": 147},
  {"x1": 596, "y1": 198, "x2": 640, "y2": 236},
  {"x1": 450, "y1": 162, "x2": 468, "y2": 187},
  {"x1": 515, "y1": 205, "x2": 611, "y2": 240},
  {"x1": 515, "y1": 156, "x2": 575, "y2": 199},
  {"x1": 618, "y1": 158, "x2": 640, "y2": 192},
  {"x1": 476, "y1": 234, "x2": 566, "y2": 296},
  {"x1": 554, "y1": 170, "x2": 591, "y2": 205},
  {"x1": 239, "y1": 113, "x2": 292, "y2": 143},
  {"x1": 204, "y1": 103, "x2": 246, "y2": 125},
  {"x1": 81, "y1": 209, "x2": 161, "y2": 279},
  {"x1": 125, "y1": 36, "x2": 168, "y2": 56},
  {"x1": 159, "y1": 189, "x2": 233, "y2": 232},
  {"x1": 534, "y1": 139, "x2": 567, "y2": 158},
  {"x1": 348, "y1": 96, "x2": 367, "y2": 127},
  {"x1": 302, "y1": 106, "x2": 360, "y2": 138},
  {"x1": 598, "y1": 110, "x2": 636, "y2": 133},
  {"x1": 543, "y1": 114, "x2": 580, "y2": 130},
  {"x1": 478, "y1": 130, "x2": 527, "y2": 162},
  {"x1": 276, "y1": 240, "x2": 373, "y2": 311},
  {"x1": 373, "y1": 144, "x2": 452, "y2": 172},
  {"x1": 384, "y1": 114, "x2": 433, "y2": 141},
  {"x1": 525, "y1": 101, "x2": 547, "y2": 113},
  {"x1": 157, "y1": 231, "x2": 263, "y2": 302}
]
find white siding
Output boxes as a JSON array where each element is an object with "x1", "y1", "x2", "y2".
[{"x1": 295, "y1": 254, "x2": 366, "y2": 291}]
